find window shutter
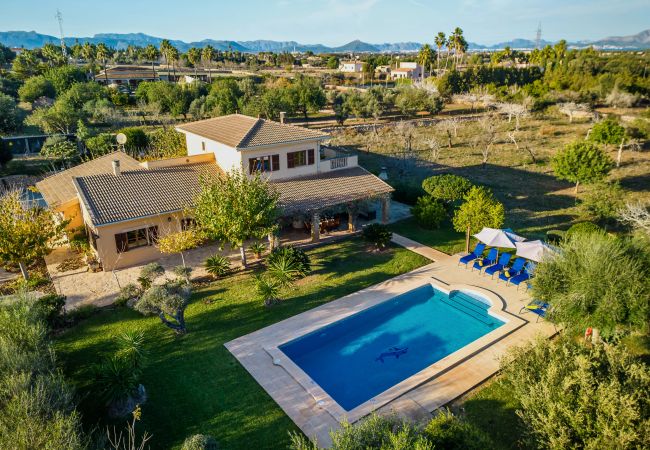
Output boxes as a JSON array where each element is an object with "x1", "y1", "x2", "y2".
[
  {"x1": 307, "y1": 149, "x2": 314, "y2": 165},
  {"x1": 272, "y1": 154, "x2": 280, "y2": 171},
  {"x1": 287, "y1": 152, "x2": 295, "y2": 169},
  {"x1": 115, "y1": 233, "x2": 128, "y2": 253},
  {"x1": 248, "y1": 158, "x2": 256, "y2": 174},
  {"x1": 148, "y1": 226, "x2": 159, "y2": 243}
]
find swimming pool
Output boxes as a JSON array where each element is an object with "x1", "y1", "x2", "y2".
[{"x1": 280, "y1": 284, "x2": 505, "y2": 411}]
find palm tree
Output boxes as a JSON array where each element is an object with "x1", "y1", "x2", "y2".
[
  {"x1": 186, "y1": 47, "x2": 201, "y2": 78},
  {"x1": 417, "y1": 44, "x2": 434, "y2": 80},
  {"x1": 434, "y1": 32, "x2": 446, "y2": 74},
  {"x1": 81, "y1": 42, "x2": 96, "y2": 64},
  {"x1": 450, "y1": 27, "x2": 463, "y2": 67},
  {"x1": 159, "y1": 39, "x2": 171, "y2": 76},
  {"x1": 96, "y1": 43, "x2": 110, "y2": 84},
  {"x1": 168, "y1": 46, "x2": 179, "y2": 81},
  {"x1": 201, "y1": 45, "x2": 215, "y2": 82},
  {"x1": 143, "y1": 44, "x2": 159, "y2": 76}
]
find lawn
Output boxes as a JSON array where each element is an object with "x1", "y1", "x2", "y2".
[
  {"x1": 55, "y1": 238, "x2": 429, "y2": 449},
  {"x1": 389, "y1": 217, "x2": 467, "y2": 255}
]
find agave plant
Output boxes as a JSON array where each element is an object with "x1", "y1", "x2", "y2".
[
  {"x1": 204, "y1": 255, "x2": 231, "y2": 279},
  {"x1": 267, "y1": 255, "x2": 303, "y2": 287},
  {"x1": 249, "y1": 242, "x2": 267, "y2": 259}
]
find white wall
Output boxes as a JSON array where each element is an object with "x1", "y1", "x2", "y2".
[
  {"x1": 242, "y1": 140, "x2": 322, "y2": 180},
  {"x1": 180, "y1": 131, "x2": 242, "y2": 172}
]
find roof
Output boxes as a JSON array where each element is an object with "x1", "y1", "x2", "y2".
[
  {"x1": 36, "y1": 152, "x2": 142, "y2": 208},
  {"x1": 73, "y1": 163, "x2": 221, "y2": 226},
  {"x1": 96, "y1": 66, "x2": 158, "y2": 80},
  {"x1": 272, "y1": 167, "x2": 394, "y2": 214},
  {"x1": 176, "y1": 114, "x2": 329, "y2": 149}
]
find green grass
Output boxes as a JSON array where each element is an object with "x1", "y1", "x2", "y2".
[
  {"x1": 389, "y1": 218, "x2": 467, "y2": 255},
  {"x1": 459, "y1": 379, "x2": 525, "y2": 450},
  {"x1": 55, "y1": 239, "x2": 429, "y2": 449}
]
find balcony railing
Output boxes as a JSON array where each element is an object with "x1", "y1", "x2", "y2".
[{"x1": 330, "y1": 157, "x2": 348, "y2": 170}]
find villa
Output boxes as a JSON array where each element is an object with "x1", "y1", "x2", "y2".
[
  {"x1": 339, "y1": 61, "x2": 364, "y2": 73},
  {"x1": 94, "y1": 65, "x2": 160, "y2": 88},
  {"x1": 390, "y1": 61, "x2": 424, "y2": 81},
  {"x1": 36, "y1": 114, "x2": 393, "y2": 271}
]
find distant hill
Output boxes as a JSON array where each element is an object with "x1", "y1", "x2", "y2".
[{"x1": 1, "y1": 29, "x2": 649, "y2": 53}]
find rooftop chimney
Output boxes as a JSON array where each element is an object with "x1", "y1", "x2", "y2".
[
  {"x1": 279, "y1": 111, "x2": 286, "y2": 124},
  {"x1": 112, "y1": 160, "x2": 121, "y2": 176}
]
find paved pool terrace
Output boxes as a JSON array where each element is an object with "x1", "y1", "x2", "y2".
[{"x1": 225, "y1": 236, "x2": 557, "y2": 447}]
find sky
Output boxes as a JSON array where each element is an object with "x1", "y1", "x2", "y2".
[{"x1": 1, "y1": 0, "x2": 648, "y2": 45}]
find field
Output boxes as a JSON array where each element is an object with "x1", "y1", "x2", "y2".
[{"x1": 54, "y1": 239, "x2": 429, "y2": 449}]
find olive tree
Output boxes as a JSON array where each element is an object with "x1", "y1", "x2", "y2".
[
  {"x1": 501, "y1": 337, "x2": 650, "y2": 450},
  {"x1": 132, "y1": 279, "x2": 191, "y2": 334},
  {"x1": 421, "y1": 174, "x2": 473, "y2": 205},
  {"x1": 0, "y1": 190, "x2": 66, "y2": 279},
  {"x1": 551, "y1": 141, "x2": 613, "y2": 194},
  {"x1": 453, "y1": 186, "x2": 505, "y2": 252},
  {"x1": 194, "y1": 170, "x2": 280, "y2": 268}
]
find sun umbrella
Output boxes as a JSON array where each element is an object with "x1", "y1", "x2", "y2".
[
  {"x1": 515, "y1": 240, "x2": 557, "y2": 262},
  {"x1": 473, "y1": 227, "x2": 526, "y2": 249}
]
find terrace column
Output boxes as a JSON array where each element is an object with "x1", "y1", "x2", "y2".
[
  {"x1": 380, "y1": 195, "x2": 391, "y2": 224},
  {"x1": 347, "y1": 207, "x2": 356, "y2": 232},
  {"x1": 267, "y1": 231, "x2": 279, "y2": 250},
  {"x1": 311, "y1": 213, "x2": 320, "y2": 242}
]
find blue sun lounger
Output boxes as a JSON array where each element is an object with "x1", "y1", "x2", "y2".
[
  {"x1": 484, "y1": 252, "x2": 512, "y2": 278},
  {"x1": 519, "y1": 300, "x2": 549, "y2": 322},
  {"x1": 472, "y1": 248, "x2": 498, "y2": 272},
  {"x1": 509, "y1": 262, "x2": 536, "y2": 290},
  {"x1": 498, "y1": 257, "x2": 526, "y2": 283},
  {"x1": 458, "y1": 243, "x2": 486, "y2": 267}
]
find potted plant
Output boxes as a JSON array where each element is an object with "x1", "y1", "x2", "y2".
[{"x1": 249, "y1": 242, "x2": 266, "y2": 259}]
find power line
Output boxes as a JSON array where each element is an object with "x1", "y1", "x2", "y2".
[
  {"x1": 55, "y1": 9, "x2": 67, "y2": 58},
  {"x1": 535, "y1": 22, "x2": 542, "y2": 50}
]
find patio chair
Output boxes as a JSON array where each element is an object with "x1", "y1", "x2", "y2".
[
  {"x1": 484, "y1": 252, "x2": 512, "y2": 278},
  {"x1": 509, "y1": 262, "x2": 536, "y2": 290},
  {"x1": 519, "y1": 299, "x2": 549, "y2": 322},
  {"x1": 458, "y1": 243, "x2": 486, "y2": 267},
  {"x1": 472, "y1": 248, "x2": 498, "y2": 272},
  {"x1": 498, "y1": 257, "x2": 526, "y2": 283}
]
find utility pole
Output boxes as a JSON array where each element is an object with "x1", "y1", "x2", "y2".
[
  {"x1": 535, "y1": 22, "x2": 542, "y2": 50},
  {"x1": 55, "y1": 9, "x2": 67, "y2": 58}
]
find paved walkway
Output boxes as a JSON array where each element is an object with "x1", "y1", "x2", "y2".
[{"x1": 390, "y1": 233, "x2": 451, "y2": 262}]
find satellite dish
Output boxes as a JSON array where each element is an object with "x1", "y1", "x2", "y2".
[{"x1": 116, "y1": 133, "x2": 127, "y2": 145}]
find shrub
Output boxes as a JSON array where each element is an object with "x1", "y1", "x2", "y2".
[
  {"x1": 34, "y1": 293, "x2": 66, "y2": 328},
  {"x1": 421, "y1": 174, "x2": 473, "y2": 203},
  {"x1": 546, "y1": 229, "x2": 566, "y2": 244},
  {"x1": 412, "y1": 196, "x2": 447, "y2": 229},
  {"x1": 41, "y1": 135, "x2": 77, "y2": 161},
  {"x1": 267, "y1": 246, "x2": 311, "y2": 278},
  {"x1": 84, "y1": 133, "x2": 115, "y2": 158},
  {"x1": 501, "y1": 337, "x2": 650, "y2": 449},
  {"x1": 117, "y1": 127, "x2": 149, "y2": 151},
  {"x1": 423, "y1": 410, "x2": 494, "y2": 450},
  {"x1": 137, "y1": 262, "x2": 165, "y2": 290},
  {"x1": 205, "y1": 255, "x2": 231, "y2": 279},
  {"x1": 362, "y1": 223, "x2": 392, "y2": 249},
  {"x1": 531, "y1": 231, "x2": 649, "y2": 335},
  {"x1": 390, "y1": 180, "x2": 425, "y2": 205},
  {"x1": 566, "y1": 221, "x2": 602, "y2": 238},
  {"x1": 589, "y1": 118, "x2": 625, "y2": 146},
  {"x1": 172, "y1": 265, "x2": 192, "y2": 281},
  {"x1": 18, "y1": 75, "x2": 55, "y2": 103},
  {"x1": 579, "y1": 182, "x2": 624, "y2": 224},
  {"x1": 551, "y1": 141, "x2": 614, "y2": 193},
  {"x1": 249, "y1": 241, "x2": 266, "y2": 258},
  {"x1": 0, "y1": 92, "x2": 19, "y2": 132},
  {"x1": 147, "y1": 127, "x2": 187, "y2": 159},
  {"x1": 116, "y1": 283, "x2": 142, "y2": 306},
  {"x1": 181, "y1": 434, "x2": 219, "y2": 450},
  {"x1": 255, "y1": 275, "x2": 281, "y2": 307}
]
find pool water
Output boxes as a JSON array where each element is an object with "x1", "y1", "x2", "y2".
[{"x1": 280, "y1": 284, "x2": 504, "y2": 411}]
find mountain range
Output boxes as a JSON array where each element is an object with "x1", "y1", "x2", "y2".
[{"x1": 1, "y1": 29, "x2": 649, "y2": 53}]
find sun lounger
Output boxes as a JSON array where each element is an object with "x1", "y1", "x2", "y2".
[
  {"x1": 498, "y1": 257, "x2": 526, "y2": 283},
  {"x1": 519, "y1": 299, "x2": 549, "y2": 322},
  {"x1": 472, "y1": 248, "x2": 498, "y2": 272},
  {"x1": 458, "y1": 243, "x2": 486, "y2": 267},
  {"x1": 484, "y1": 252, "x2": 512, "y2": 278}
]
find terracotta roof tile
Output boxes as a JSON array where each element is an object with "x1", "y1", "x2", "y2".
[
  {"x1": 176, "y1": 114, "x2": 328, "y2": 149},
  {"x1": 74, "y1": 163, "x2": 221, "y2": 226},
  {"x1": 35, "y1": 152, "x2": 142, "y2": 207}
]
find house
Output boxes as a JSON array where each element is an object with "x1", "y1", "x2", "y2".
[
  {"x1": 390, "y1": 62, "x2": 424, "y2": 81},
  {"x1": 94, "y1": 65, "x2": 160, "y2": 88},
  {"x1": 339, "y1": 61, "x2": 364, "y2": 73},
  {"x1": 36, "y1": 115, "x2": 392, "y2": 271}
]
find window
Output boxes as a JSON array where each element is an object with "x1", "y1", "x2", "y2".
[
  {"x1": 115, "y1": 226, "x2": 158, "y2": 253},
  {"x1": 201, "y1": 141, "x2": 206, "y2": 151},
  {"x1": 249, "y1": 154, "x2": 280, "y2": 174},
  {"x1": 287, "y1": 149, "x2": 315, "y2": 169},
  {"x1": 181, "y1": 218, "x2": 196, "y2": 230}
]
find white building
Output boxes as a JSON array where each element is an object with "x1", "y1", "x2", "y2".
[
  {"x1": 339, "y1": 61, "x2": 364, "y2": 73},
  {"x1": 390, "y1": 62, "x2": 424, "y2": 81}
]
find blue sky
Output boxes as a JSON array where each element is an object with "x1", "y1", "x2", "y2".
[{"x1": 1, "y1": 0, "x2": 648, "y2": 45}]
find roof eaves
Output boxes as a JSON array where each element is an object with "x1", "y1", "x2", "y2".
[
  {"x1": 236, "y1": 134, "x2": 330, "y2": 151},
  {"x1": 71, "y1": 177, "x2": 99, "y2": 225}
]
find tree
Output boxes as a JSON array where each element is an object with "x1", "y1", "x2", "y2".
[
  {"x1": 201, "y1": 45, "x2": 215, "y2": 82},
  {"x1": 618, "y1": 202, "x2": 650, "y2": 236},
  {"x1": 434, "y1": 32, "x2": 446, "y2": 73},
  {"x1": 0, "y1": 190, "x2": 67, "y2": 279},
  {"x1": 133, "y1": 279, "x2": 191, "y2": 334},
  {"x1": 0, "y1": 93, "x2": 19, "y2": 132},
  {"x1": 18, "y1": 75, "x2": 55, "y2": 103},
  {"x1": 362, "y1": 223, "x2": 392, "y2": 249},
  {"x1": 422, "y1": 174, "x2": 473, "y2": 205},
  {"x1": 143, "y1": 44, "x2": 159, "y2": 75},
  {"x1": 194, "y1": 170, "x2": 280, "y2": 267},
  {"x1": 412, "y1": 196, "x2": 446, "y2": 229},
  {"x1": 43, "y1": 65, "x2": 86, "y2": 95},
  {"x1": 96, "y1": 43, "x2": 111, "y2": 84},
  {"x1": 417, "y1": 44, "x2": 435, "y2": 79},
  {"x1": 501, "y1": 337, "x2": 650, "y2": 449},
  {"x1": 589, "y1": 118, "x2": 626, "y2": 167},
  {"x1": 0, "y1": 138, "x2": 13, "y2": 168},
  {"x1": 579, "y1": 181, "x2": 624, "y2": 224},
  {"x1": 156, "y1": 229, "x2": 203, "y2": 267},
  {"x1": 552, "y1": 141, "x2": 614, "y2": 194},
  {"x1": 186, "y1": 47, "x2": 202, "y2": 77},
  {"x1": 289, "y1": 74, "x2": 326, "y2": 118},
  {"x1": 12, "y1": 50, "x2": 41, "y2": 79},
  {"x1": 531, "y1": 231, "x2": 649, "y2": 335},
  {"x1": 558, "y1": 102, "x2": 590, "y2": 123},
  {"x1": 453, "y1": 186, "x2": 505, "y2": 252},
  {"x1": 326, "y1": 55, "x2": 339, "y2": 69}
]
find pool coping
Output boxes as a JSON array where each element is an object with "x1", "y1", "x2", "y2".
[{"x1": 259, "y1": 279, "x2": 526, "y2": 424}]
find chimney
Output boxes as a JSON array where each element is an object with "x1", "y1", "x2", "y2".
[
  {"x1": 112, "y1": 160, "x2": 121, "y2": 176},
  {"x1": 279, "y1": 111, "x2": 286, "y2": 124}
]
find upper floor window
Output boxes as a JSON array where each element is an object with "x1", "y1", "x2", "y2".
[
  {"x1": 249, "y1": 155, "x2": 280, "y2": 174},
  {"x1": 287, "y1": 149, "x2": 315, "y2": 169}
]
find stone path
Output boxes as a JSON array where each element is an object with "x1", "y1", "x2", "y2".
[{"x1": 390, "y1": 233, "x2": 451, "y2": 262}]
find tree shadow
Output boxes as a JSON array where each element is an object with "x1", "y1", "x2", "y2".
[{"x1": 618, "y1": 172, "x2": 650, "y2": 193}]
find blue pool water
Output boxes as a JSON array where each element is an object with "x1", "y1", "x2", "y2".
[{"x1": 280, "y1": 284, "x2": 504, "y2": 411}]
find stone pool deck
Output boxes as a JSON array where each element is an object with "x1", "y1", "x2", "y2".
[{"x1": 226, "y1": 239, "x2": 557, "y2": 447}]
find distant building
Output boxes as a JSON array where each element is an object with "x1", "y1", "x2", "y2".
[
  {"x1": 94, "y1": 65, "x2": 159, "y2": 88},
  {"x1": 10, "y1": 47, "x2": 25, "y2": 56},
  {"x1": 390, "y1": 62, "x2": 424, "y2": 81},
  {"x1": 339, "y1": 61, "x2": 364, "y2": 73}
]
